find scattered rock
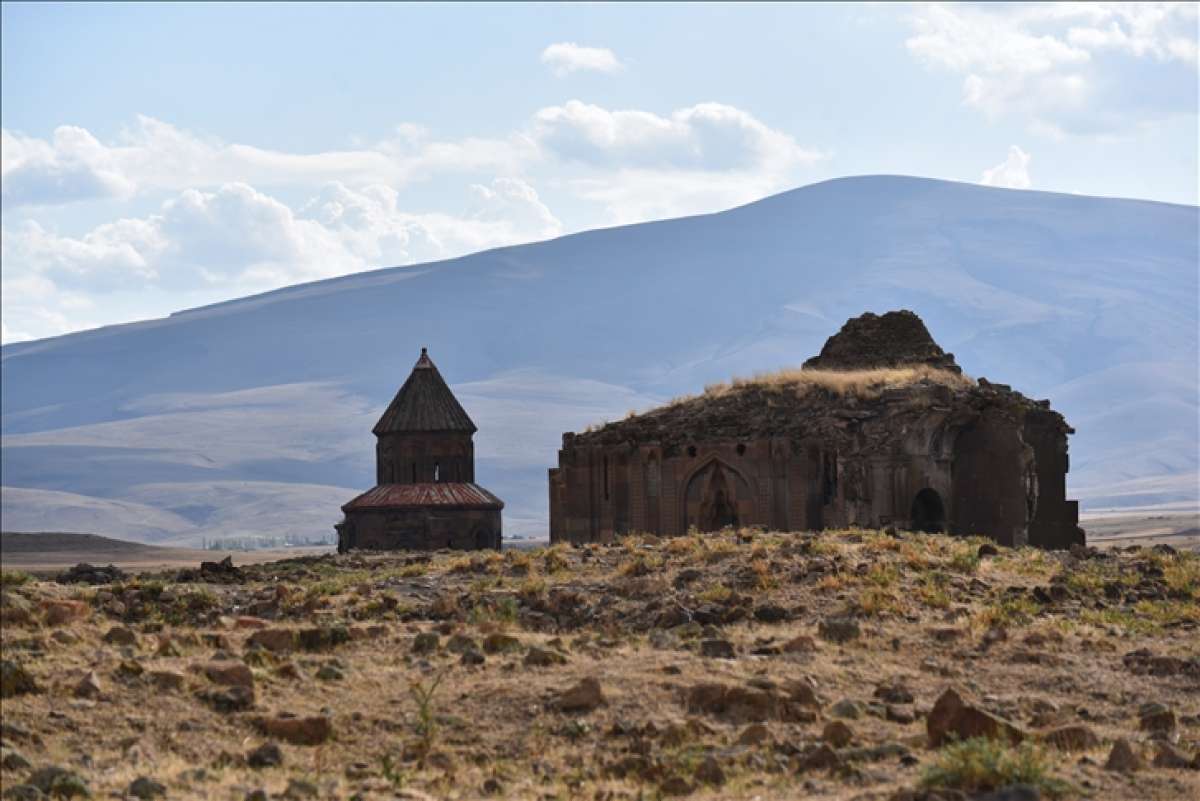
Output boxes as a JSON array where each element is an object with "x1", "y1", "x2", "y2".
[
  {"x1": 1104, "y1": 738, "x2": 1142, "y2": 773},
  {"x1": 874, "y1": 680, "x2": 914, "y2": 704},
  {"x1": 148, "y1": 671, "x2": 186, "y2": 692},
  {"x1": 524, "y1": 647, "x2": 567, "y2": 667},
  {"x1": 128, "y1": 777, "x2": 166, "y2": 799},
  {"x1": 1139, "y1": 702, "x2": 1176, "y2": 733},
  {"x1": 0, "y1": 661, "x2": 40, "y2": 698},
  {"x1": 246, "y1": 629, "x2": 296, "y2": 653},
  {"x1": 796, "y1": 743, "x2": 842, "y2": 772},
  {"x1": 72, "y1": 671, "x2": 102, "y2": 699},
  {"x1": 296, "y1": 626, "x2": 349, "y2": 652},
  {"x1": 818, "y1": 617, "x2": 860, "y2": 644},
  {"x1": 674, "y1": 568, "x2": 702, "y2": 587},
  {"x1": 1151, "y1": 742, "x2": 1195, "y2": 770},
  {"x1": 830, "y1": 699, "x2": 863, "y2": 719},
  {"x1": 247, "y1": 741, "x2": 284, "y2": 769},
  {"x1": 1037, "y1": 724, "x2": 1099, "y2": 752},
  {"x1": 411, "y1": 632, "x2": 439, "y2": 654},
  {"x1": 822, "y1": 720, "x2": 854, "y2": 747},
  {"x1": 103, "y1": 626, "x2": 137, "y2": 646},
  {"x1": 259, "y1": 715, "x2": 332, "y2": 746},
  {"x1": 460, "y1": 649, "x2": 486, "y2": 666},
  {"x1": 482, "y1": 633, "x2": 521, "y2": 654},
  {"x1": 200, "y1": 685, "x2": 254, "y2": 713},
  {"x1": 753, "y1": 604, "x2": 789, "y2": 623},
  {"x1": 685, "y1": 682, "x2": 814, "y2": 724},
  {"x1": 202, "y1": 662, "x2": 254, "y2": 689},
  {"x1": 886, "y1": 704, "x2": 916, "y2": 724},
  {"x1": 556, "y1": 677, "x2": 605, "y2": 712},
  {"x1": 926, "y1": 687, "x2": 1026, "y2": 747},
  {"x1": 977, "y1": 543, "x2": 1000, "y2": 557},
  {"x1": 699, "y1": 639, "x2": 736, "y2": 659}
]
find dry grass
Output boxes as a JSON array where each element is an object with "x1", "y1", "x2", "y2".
[
  {"x1": 696, "y1": 365, "x2": 974, "y2": 402},
  {"x1": 2, "y1": 529, "x2": 1196, "y2": 801}
]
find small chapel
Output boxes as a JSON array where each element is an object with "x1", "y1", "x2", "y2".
[{"x1": 335, "y1": 348, "x2": 503, "y2": 552}]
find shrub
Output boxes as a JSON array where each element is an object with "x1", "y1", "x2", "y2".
[
  {"x1": 0, "y1": 569, "x2": 32, "y2": 587},
  {"x1": 921, "y1": 737, "x2": 1069, "y2": 797}
]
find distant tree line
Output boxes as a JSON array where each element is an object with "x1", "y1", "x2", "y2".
[{"x1": 202, "y1": 533, "x2": 335, "y2": 551}]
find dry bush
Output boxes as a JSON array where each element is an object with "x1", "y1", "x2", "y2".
[{"x1": 699, "y1": 365, "x2": 973, "y2": 401}]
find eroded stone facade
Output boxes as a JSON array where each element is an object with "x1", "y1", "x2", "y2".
[{"x1": 549, "y1": 311, "x2": 1083, "y2": 549}]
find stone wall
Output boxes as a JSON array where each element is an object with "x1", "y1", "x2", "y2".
[{"x1": 338, "y1": 507, "x2": 501, "y2": 552}]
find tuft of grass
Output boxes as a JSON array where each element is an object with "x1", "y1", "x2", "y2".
[
  {"x1": 0, "y1": 569, "x2": 33, "y2": 587},
  {"x1": 916, "y1": 573, "x2": 953, "y2": 609},
  {"x1": 746, "y1": 557, "x2": 778, "y2": 590},
  {"x1": 856, "y1": 586, "x2": 908, "y2": 617},
  {"x1": 541, "y1": 545, "x2": 570, "y2": 575},
  {"x1": 975, "y1": 596, "x2": 1040, "y2": 629},
  {"x1": 1164, "y1": 553, "x2": 1200, "y2": 599},
  {"x1": 921, "y1": 738, "x2": 1070, "y2": 797},
  {"x1": 697, "y1": 583, "x2": 732, "y2": 603}
]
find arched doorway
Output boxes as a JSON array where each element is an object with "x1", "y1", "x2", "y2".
[
  {"x1": 910, "y1": 488, "x2": 945, "y2": 533},
  {"x1": 684, "y1": 459, "x2": 749, "y2": 532}
]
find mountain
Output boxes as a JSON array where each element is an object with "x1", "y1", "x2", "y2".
[{"x1": 2, "y1": 176, "x2": 1197, "y2": 544}]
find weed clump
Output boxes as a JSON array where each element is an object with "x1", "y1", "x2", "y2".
[{"x1": 921, "y1": 738, "x2": 1069, "y2": 797}]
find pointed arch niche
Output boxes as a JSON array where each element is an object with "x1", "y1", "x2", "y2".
[{"x1": 683, "y1": 458, "x2": 753, "y2": 532}]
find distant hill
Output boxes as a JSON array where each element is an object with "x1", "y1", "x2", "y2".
[
  {"x1": 2, "y1": 176, "x2": 1197, "y2": 544},
  {"x1": 1, "y1": 530, "x2": 177, "y2": 554}
]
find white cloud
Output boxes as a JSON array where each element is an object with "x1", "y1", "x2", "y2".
[
  {"x1": 906, "y1": 2, "x2": 1198, "y2": 135},
  {"x1": 1, "y1": 115, "x2": 534, "y2": 207},
  {"x1": 2, "y1": 178, "x2": 562, "y2": 301},
  {"x1": 980, "y1": 145, "x2": 1032, "y2": 189},
  {"x1": 540, "y1": 42, "x2": 624, "y2": 77},
  {"x1": 2, "y1": 127, "x2": 137, "y2": 206},
  {"x1": 533, "y1": 100, "x2": 823, "y2": 172}
]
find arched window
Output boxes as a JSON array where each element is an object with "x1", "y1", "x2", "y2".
[
  {"x1": 411, "y1": 463, "x2": 417, "y2": 483},
  {"x1": 434, "y1": 462, "x2": 440, "y2": 482}
]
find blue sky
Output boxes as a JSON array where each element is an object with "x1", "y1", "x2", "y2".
[{"x1": 2, "y1": 1, "x2": 1197, "y2": 342}]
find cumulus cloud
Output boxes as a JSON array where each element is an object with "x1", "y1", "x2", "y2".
[
  {"x1": 2, "y1": 127, "x2": 136, "y2": 206},
  {"x1": 2, "y1": 178, "x2": 562, "y2": 300},
  {"x1": 533, "y1": 100, "x2": 823, "y2": 172},
  {"x1": 906, "y1": 2, "x2": 1198, "y2": 135},
  {"x1": 980, "y1": 145, "x2": 1032, "y2": 189},
  {"x1": 1, "y1": 116, "x2": 534, "y2": 207},
  {"x1": 540, "y1": 42, "x2": 624, "y2": 77}
]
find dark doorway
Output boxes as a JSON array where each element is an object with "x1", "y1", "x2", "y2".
[
  {"x1": 699, "y1": 464, "x2": 739, "y2": 531},
  {"x1": 910, "y1": 488, "x2": 945, "y2": 533}
]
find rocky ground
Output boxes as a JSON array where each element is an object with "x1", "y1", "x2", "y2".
[{"x1": 1, "y1": 529, "x2": 1198, "y2": 801}]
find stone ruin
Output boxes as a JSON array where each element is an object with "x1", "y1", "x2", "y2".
[
  {"x1": 548, "y1": 310, "x2": 1083, "y2": 549},
  {"x1": 336, "y1": 348, "x2": 503, "y2": 552}
]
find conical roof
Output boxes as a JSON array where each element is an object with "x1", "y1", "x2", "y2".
[{"x1": 372, "y1": 348, "x2": 477, "y2": 435}]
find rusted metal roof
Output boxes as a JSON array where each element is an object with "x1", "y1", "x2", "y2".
[
  {"x1": 342, "y1": 482, "x2": 504, "y2": 511},
  {"x1": 373, "y1": 348, "x2": 477, "y2": 435}
]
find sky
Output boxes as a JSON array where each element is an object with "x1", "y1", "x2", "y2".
[{"x1": 2, "y1": 1, "x2": 1197, "y2": 344}]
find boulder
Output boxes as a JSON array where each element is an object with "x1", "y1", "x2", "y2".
[
  {"x1": 556, "y1": 677, "x2": 605, "y2": 713},
  {"x1": 1104, "y1": 739, "x2": 1142, "y2": 773},
  {"x1": 202, "y1": 662, "x2": 255, "y2": 689},
  {"x1": 0, "y1": 661, "x2": 39, "y2": 698},
  {"x1": 259, "y1": 715, "x2": 332, "y2": 746},
  {"x1": 926, "y1": 687, "x2": 1026, "y2": 747}
]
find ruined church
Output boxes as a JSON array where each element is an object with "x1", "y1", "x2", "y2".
[
  {"x1": 549, "y1": 311, "x2": 1083, "y2": 549},
  {"x1": 336, "y1": 348, "x2": 503, "y2": 552}
]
